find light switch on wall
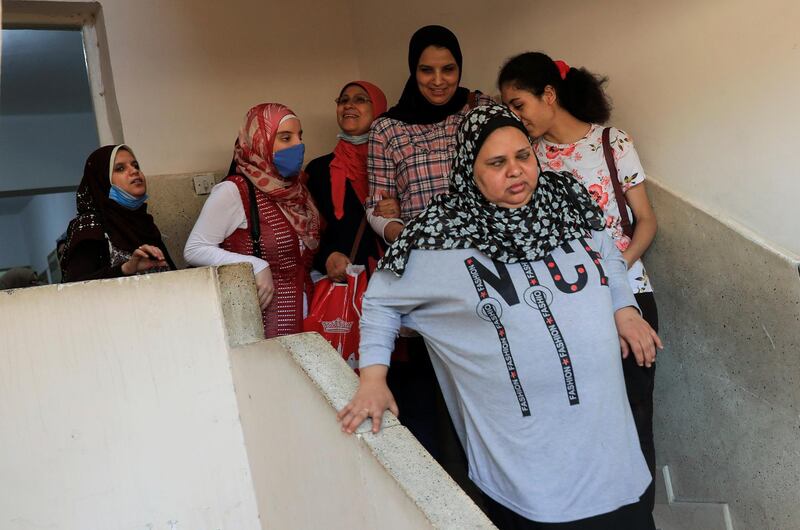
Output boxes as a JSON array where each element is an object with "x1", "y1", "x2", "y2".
[{"x1": 192, "y1": 173, "x2": 215, "y2": 195}]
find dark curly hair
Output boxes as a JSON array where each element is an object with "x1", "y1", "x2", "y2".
[{"x1": 497, "y1": 51, "x2": 612, "y2": 124}]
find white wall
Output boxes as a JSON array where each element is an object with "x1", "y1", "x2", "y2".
[
  {"x1": 0, "y1": 112, "x2": 98, "y2": 193},
  {"x1": 0, "y1": 266, "x2": 494, "y2": 529},
  {"x1": 350, "y1": 0, "x2": 800, "y2": 258},
  {"x1": 0, "y1": 213, "x2": 29, "y2": 269},
  {"x1": 19, "y1": 191, "x2": 75, "y2": 275},
  {"x1": 0, "y1": 268, "x2": 264, "y2": 529},
  {"x1": 19, "y1": 0, "x2": 792, "y2": 257}
]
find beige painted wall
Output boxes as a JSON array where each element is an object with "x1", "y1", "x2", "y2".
[
  {"x1": 41, "y1": 0, "x2": 360, "y2": 174},
  {"x1": 351, "y1": 0, "x2": 800, "y2": 258},
  {"x1": 16, "y1": 0, "x2": 795, "y2": 258}
]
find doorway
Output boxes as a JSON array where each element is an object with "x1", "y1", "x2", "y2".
[{"x1": 1, "y1": 2, "x2": 122, "y2": 285}]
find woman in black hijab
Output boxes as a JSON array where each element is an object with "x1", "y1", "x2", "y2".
[
  {"x1": 61, "y1": 145, "x2": 175, "y2": 282},
  {"x1": 366, "y1": 24, "x2": 494, "y2": 241},
  {"x1": 382, "y1": 25, "x2": 474, "y2": 124},
  {"x1": 363, "y1": 24, "x2": 494, "y2": 484}
]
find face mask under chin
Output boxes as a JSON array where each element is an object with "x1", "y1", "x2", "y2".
[{"x1": 109, "y1": 185, "x2": 148, "y2": 209}]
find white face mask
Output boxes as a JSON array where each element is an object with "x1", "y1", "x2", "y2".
[{"x1": 337, "y1": 131, "x2": 370, "y2": 145}]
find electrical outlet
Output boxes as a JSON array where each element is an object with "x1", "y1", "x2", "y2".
[{"x1": 193, "y1": 173, "x2": 215, "y2": 195}]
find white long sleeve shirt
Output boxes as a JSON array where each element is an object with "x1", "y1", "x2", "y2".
[
  {"x1": 184, "y1": 181, "x2": 269, "y2": 273},
  {"x1": 185, "y1": 180, "x2": 310, "y2": 315}
]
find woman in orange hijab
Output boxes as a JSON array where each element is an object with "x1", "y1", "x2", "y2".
[{"x1": 305, "y1": 81, "x2": 388, "y2": 281}]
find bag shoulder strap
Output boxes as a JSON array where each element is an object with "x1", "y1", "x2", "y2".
[
  {"x1": 348, "y1": 217, "x2": 368, "y2": 264},
  {"x1": 228, "y1": 175, "x2": 263, "y2": 259},
  {"x1": 601, "y1": 127, "x2": 634, "y2": 239},
  {"x1": 467, "y1": 91, "x2": 478, "y2": 110}
]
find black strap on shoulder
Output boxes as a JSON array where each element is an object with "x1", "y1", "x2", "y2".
[
  {"x1": 230, "y1": 175, "x2": 263, "y2": 259},
  {"x1": 348, "y1": 217, "x2": 368, "y2": 264},
  {"x1": 467, "y1": 91, "x2": 477, "y2": 110}
]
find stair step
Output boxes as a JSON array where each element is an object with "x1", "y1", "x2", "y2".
[{"x1": 652, "y1": 466, "x2": 733, "y2": 530}]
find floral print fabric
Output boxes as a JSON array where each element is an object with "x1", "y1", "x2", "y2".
[{"x1": 535, "y1": 124, "x2": 653, "y2": 293}]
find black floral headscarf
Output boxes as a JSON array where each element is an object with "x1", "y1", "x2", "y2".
[{"x1": 378, "y1": 104, "x2": 605, "y2": 276}]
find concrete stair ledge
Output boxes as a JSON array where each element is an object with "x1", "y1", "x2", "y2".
[{"x1": 271, "y1": 333, "x2": 495, "y2": 529}]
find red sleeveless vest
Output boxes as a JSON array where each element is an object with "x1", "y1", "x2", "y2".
[{"x1": 221, "y1": 175, "x2": 314, "y2": 338}]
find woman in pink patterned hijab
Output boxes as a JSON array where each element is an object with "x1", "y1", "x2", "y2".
[
  {"x1": 232, "y1": 103, "x2": 320, "y2": 249},
  {"x1": 185, "y1": 102, "x2": 320, "y2": 338}
]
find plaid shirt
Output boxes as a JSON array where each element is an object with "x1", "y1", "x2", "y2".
[{"x1": 367, "y1": 92, "x2": 494, "y2": 222}]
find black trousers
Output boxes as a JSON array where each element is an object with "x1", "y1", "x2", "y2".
[
  {"x1": 385, "y1": 337, "x2": 442, "y2": 459},
  {"x1": 624, "y1": 291, "x2": 659, "y2": 513},
  {"x1": 483, "y1": 494, "x2": 656, "y2": 530}
]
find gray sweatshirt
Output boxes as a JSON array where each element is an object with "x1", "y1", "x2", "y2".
[{"x1": 359, "y1": 230, "x2": 651, "y2": 523}]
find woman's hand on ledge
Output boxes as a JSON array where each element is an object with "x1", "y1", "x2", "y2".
[
  {"x1": 615, "y1": 306, "x2": 662, "y2": 367},
  {"x1": 121, "y1": 244, "x2": 167, "y2": 275},
  {"x1": 337, "y1": 365, "x2": 398, "y2": 434}
]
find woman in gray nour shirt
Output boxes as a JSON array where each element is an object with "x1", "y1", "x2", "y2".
[{"x1": 338, "y1": 105, "x2": 662, "y2": 530}]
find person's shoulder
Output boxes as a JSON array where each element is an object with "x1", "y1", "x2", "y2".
[
  {"x1": 473, "y1": 91, "x2": 496, "y2": 106},
  {"x1": 370, "y1": 116, "x2": 409, "y2": 148},
  {"x1": 305, "y1": 153, "x2": 334, "y2": 177},
  {"x1": 212, "y1": 178, "x2": 241, "y2": 194},
  {"x1": 585, "y1": 229, "x2": 618, "y2": 254},
  {"x1": 407, "y1": 247, "x2": 473, "y2": 265},
  {"x1": 68, "y1": 212, "x2": 106, "y2": 237},
  {"x1": 595, "y1": 124, "x2": 634, "y2": 146},
  {"x1": 371, "y1": 115, "x2": 401, "y2": 133},
  {"x1": 377, "y1": 248, "x2": 453, "y2": 282}
]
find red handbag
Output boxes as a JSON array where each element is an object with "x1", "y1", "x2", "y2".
[
  {"x1": 303, "y1": 218, "x2": 371, "y2": 371},
  {"x1": 303, "y1": 265, "x2": 367, "y2": 371}
]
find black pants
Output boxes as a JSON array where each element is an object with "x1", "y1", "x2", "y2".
[
  {"x1": 624, "y1": 292, "x2": 659, "y2": 513},
  {"x1": 483, "y1": 494, "x2": 656, "y2": 530},
  {"x1": 385, "y1": 337, "x2": 443, "y2": 459},
  {"x1": 387, "y1": 338, "x2": 500, "y2": 507}
]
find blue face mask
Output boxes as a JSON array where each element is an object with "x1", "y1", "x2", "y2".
[
  {"x1": 273, "y1": 143, "x2": 305, "y2": 180},
  {"x1": 109, "y1": 185, "x2": 148, "y2": 210}
]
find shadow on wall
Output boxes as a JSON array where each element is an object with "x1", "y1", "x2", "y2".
[{"x1": 645, "y1": 180, "x2": 800, "y2": 530}]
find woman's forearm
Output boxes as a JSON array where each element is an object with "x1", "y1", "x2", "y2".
[{"x1": 621, "y1": 214, "x2": 656, "y2": 267}]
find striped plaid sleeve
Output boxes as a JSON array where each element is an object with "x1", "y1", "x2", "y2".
[{"x1": 366, "y1": 118, "x2": 399, "y2": 209}]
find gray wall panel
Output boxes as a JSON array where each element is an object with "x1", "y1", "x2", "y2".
[{"x1": 647, "y1": 181, "x2": 800, "y2": 530}]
